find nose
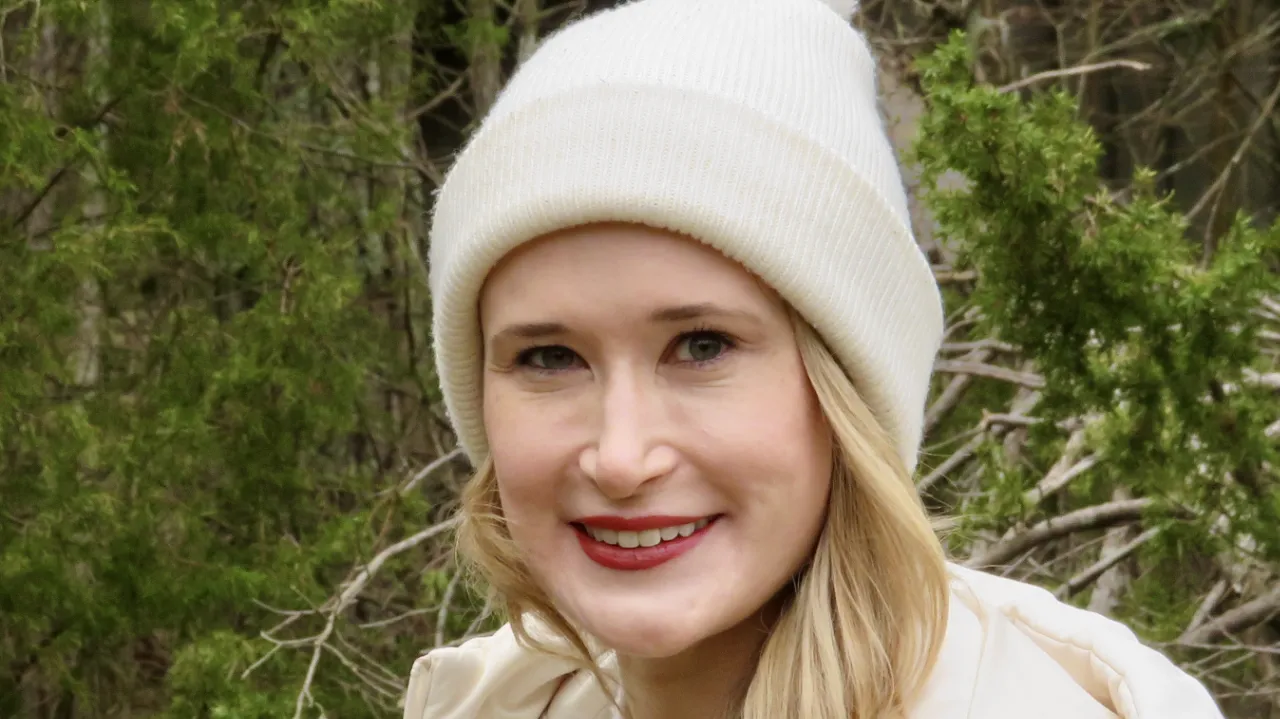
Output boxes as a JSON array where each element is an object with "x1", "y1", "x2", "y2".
[{"x1": 578, "y1": 372, "x2": 677, "y2": 500}]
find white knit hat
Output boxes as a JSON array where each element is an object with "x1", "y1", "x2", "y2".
[{"x1": 428, "y1": 0, "x2": 944, "y2": 473}]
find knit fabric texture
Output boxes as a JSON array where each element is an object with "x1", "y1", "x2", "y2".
[{"x1": 428, "y1": 0, "x2": 944, "y2": 473}]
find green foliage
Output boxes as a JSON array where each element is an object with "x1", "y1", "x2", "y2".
[
  {"x1": 914, "y1": 30, "x2": 1280, "y2": 633},
  {"x1": 2, "y1": 0, "x2": 471, "y2": 716}
]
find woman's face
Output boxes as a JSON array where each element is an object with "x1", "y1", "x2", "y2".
[{"x1": 479, "y1": 224, "x2": 833, "y2": 659}]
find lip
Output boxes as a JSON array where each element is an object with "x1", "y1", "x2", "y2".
[
  {"x1": 572, "y1": 515, "x2": 710, "y2": 531},
  {"x1": 572, "y1": 516, "x2": 718, "y2": 571}
]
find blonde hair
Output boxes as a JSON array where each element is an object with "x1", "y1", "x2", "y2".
[{"x1": 457, "y1": 308, "x2": 950, "y2": 719}]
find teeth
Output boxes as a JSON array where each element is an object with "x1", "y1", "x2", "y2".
[{"x1": 585, "y1": 520, "x2": 709, "y2": 547}]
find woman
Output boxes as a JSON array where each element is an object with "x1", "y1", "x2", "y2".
[{"x1": 404, "y1": 0, "x2": 1224, "y2": 717}]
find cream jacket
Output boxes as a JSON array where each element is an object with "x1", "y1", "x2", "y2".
[{"x1": 403, "y1": 564, "x2": 1223, "y2": 719}]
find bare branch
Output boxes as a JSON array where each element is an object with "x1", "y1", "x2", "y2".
[
  {"x1": 919, "y1": 400, "x2": 1039, "y2": 494},
  {"x1": 934, "y1": 359, "x2": 1046, "y2": 389},
  {"x1": 1027, "y1": 454, "x2": 1098, "y2": 506},
  {"x1": 918, "y1": 432, "x2": 985, "y2": 495},
  {"x1": 291, "y1": 516, "x2": 460, "y2": 718},
  {"x1": 1243, "y1": 369, "x2": 1280, "y2": 391},
  {"x1": 1024, "y1": 427, "x2": 1090, "y2": 505},
  {"x1": 924, "y1": 349, "x2": 992, "y2": 436},
  {"x1": 434, "y1": 567, "x2": 463, "y2": 648},
  {"x1": 964, "y1": 498, "x2": 1153, "y2": 569},
  {"x1": 933, "y1": 269, "x2": 978, "y2": 284},
  {"x1": 1180, "y1": 584, "x2": 1280, "y2": 646},
  {"x1": 1056, "y1": 527, "x2": 1160, "y2": 599},
  {"x1": 983, "y1": 412, "x2": 1040, "y2": 428},
  {"x1": 397, "y1": 447, "x2": 465, "y2": 497},
  {"x1": 1188, "y1": 74, "x2": 1280, "y2": 231},
  {"x1": 404, "y1": 75, "x2": 466, "y2": 120},
  {"x1": 339, "y1": 517, "x2": 461, "y2": 605},
  {"x1": 1185, "y1": 579, "x2": 1231, "y2": 636},
  {"x1": 940, "y1": 339, "x2": 1018, "y2": 354},
  {"x1": 998, "y1": 59, "x2": 1152, "y2": 94},
  {"x1": 924, "y1": 373, "x2": 976, "y2": 437}
]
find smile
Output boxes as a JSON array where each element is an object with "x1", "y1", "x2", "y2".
[
  {"x1": 584, "y1": 518, "x2": 710, "y2": 548},
  {"x1": 571, "y1": 515, "x2": 718, "y2": 571}
]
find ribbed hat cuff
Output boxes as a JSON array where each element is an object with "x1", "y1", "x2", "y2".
[{"x1": 432, "y1": 83, "x2": 942, "y2": 471}]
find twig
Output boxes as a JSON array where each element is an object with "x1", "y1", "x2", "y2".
[
  {"x1": 923, "y1": 372, "x2": 974, "y2": 437},
  {"x1": 1180, "y1": 584, "x2": 1280, "y2": 645},
  {"x1": 1172, "y1": 640, "x2": 1280, "y2": 656},
  {"x1": 179, "y1": 89, "x2": 423, "y2": 172},
  {"x1": 291, "y1": 516, "x2": 461, "y2": 718},
  {"x1": 242, "y1": 642, "x2": 286, "y2": 680},
  {"x1": 8, "y1": 94, "x2": 126, "y2": 231},
  {"x1": 397, "y1": 447, "x2": 465, "y2": 497},
  {"x1": 964, "y1": 498, "x2": 1154, "y2": 569},
  {"x1": 334, "y1": 631, "x2": 405, "y2": 688},
  {"x1": 1025, "y1": 428, "x2": 1091, "y2": 505},
  {"x1": 1243, "y1": 369, "x2": 1280, "y2": 391},
  {"x1": 1043, "y1": 455, "x2": 1097, "y2": 498},
  {"x1": 1188, "y1": 75, "x2": 1280, "y2": 229},
  {"x1": 998, "y1": 59, "x2": 1152, "y2": 94},
  {"x1": 404, "y1": 75, "x2": 467, "y2": 120},
  {"x1": 338, "y1": 516, "x2": 461, "y2": 605},
  {"x1": 982, "y1": 412, "x2": 1040, "y2": 428},
  {"x1": 1027, "y1": 454, "x2": 1098, "y2": 506},
  {"x1": 918, "y1": 416, "x2": 1030, "y2": 493},
  {"x1": 918, "y1": 433, "x2": 985, "y2": 495},
  {"x1": 462, "y1": 593, "x2": 497, "y2": 641},
  {"x1": 1185, "y1": 580, "x2": 1231, "y2": 636},
  {"x1": 920, "y1": 394, "x2": 1040, "y2": 494},
  {"x1": 940, "y1": 339, "x2": 1018, "y2": 354},
  {"x1": 434, "y1": 567, "x2": 463, "y2": 648},
  {"x1": 941, "y1": 306, "x2": 982, "y2": 344},
  {"x1": 356, "y1": 606, "x2": 437, "y2": 630},
  {"x1": 924, "y1": 349, "x2": 992, "y2": 436},
  {"x1": 10, "y1": 158, "x2": 80, "y2": 231},
  {"x1": 934, "y1": 269, "x2": 978, "y2": 284},
  {"x1": 1056, "y1": 527, "x2": 1161, "y2": 599},
  {"x1": 294, "y1": 639, "x2": 327, "y2": 719},
  {"x1": 934, "y1": 359, "x2": 1045, "y2": 389},
  {"x1": 320, "y1": 643, "x2": 402, "y2": 699},
  {"x1": 1265, "y1": 418, "x2": 1280, "y2": 440}
]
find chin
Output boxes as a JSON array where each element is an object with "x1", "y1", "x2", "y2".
[
  {"x1": 577, "y1": 606, "x2": 709, "y2": 659},
  {"x1": 594, "y1": 624, "x2": 700, "y2": 659}
]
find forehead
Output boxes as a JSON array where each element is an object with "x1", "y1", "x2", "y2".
[{"x1": 479, "y1": 223, "x2": 779, "y2": 323}]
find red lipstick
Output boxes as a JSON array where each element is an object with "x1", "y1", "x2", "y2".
[{"x1": 572, "y1": 516, "x2": 717, "y2": 571}]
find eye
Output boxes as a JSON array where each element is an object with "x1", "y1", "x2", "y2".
[
  {"x1": 516, "y1": 345, "x2": 583, "y2": 371},
  {"x1": 672, "y1": 331, "x2": 733, "y2": 364}
]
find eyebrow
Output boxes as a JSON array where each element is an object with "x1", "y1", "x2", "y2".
[
  {"x1": 647, "y1": 302, "x2": 756, "y2": 323},
  {"x1": 486, "y1": 303, "x2": 759, "y2": 346}
]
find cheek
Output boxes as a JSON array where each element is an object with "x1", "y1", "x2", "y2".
[
  {"x1": 484, "y1": 384, "x2": 570, "y2": 541},
  {"x1": 757, "y1": 375, "x2": 832, "y2": 531}
]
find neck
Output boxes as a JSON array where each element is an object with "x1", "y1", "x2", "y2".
[{"x1": 613, "y1": 597, "x2": 784, "y2": 719}]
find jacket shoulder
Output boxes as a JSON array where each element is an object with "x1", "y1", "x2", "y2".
[
  {"x1": 947, "y1": 563, "x2": 1223, "y2": 719},
  {"x1": 402, "y1": 623, "x2": 612, "y2": 719}
]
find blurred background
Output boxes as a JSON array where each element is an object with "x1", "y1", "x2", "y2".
[{"x1": 2, "y1": 0, "x2": 1279, "y2": 717}]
